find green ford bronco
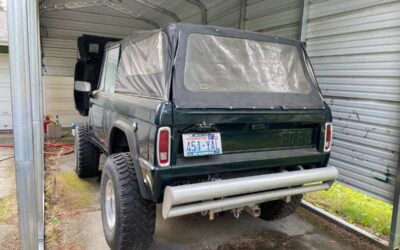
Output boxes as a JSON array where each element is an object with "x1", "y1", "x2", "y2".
[{"x1": 73, "y1": 23, "x2": 337, "y2": 249}]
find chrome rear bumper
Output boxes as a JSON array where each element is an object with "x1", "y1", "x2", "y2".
[{"x1": 162, "y1": 166, "x2": 338, "y2": 219}]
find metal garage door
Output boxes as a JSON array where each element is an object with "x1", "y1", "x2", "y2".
[
  {"x1": 0, "y1": 53, "x2": 12, "y2": 130},
  {"x1": 305, "y1": 0, "x2": 400, "y2": 203}
]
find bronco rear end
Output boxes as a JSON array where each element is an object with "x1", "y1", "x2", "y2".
[
  {"x1": 75, "y1": 23, "x2": 338, "y2": 250},
  {"x1": 155, "y1": 24, "x2": 338, "y2": 219}
]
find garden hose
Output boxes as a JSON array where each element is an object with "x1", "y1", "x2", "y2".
[{"x1": 0, "y1": 143, "x2": 74, "y2": 158}]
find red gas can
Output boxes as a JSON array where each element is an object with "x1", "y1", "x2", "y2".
[{"x1": 43, "y1": 115, "x2": 52, "y2": 133}]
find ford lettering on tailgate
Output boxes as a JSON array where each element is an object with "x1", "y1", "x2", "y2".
[{"x1": 280, "y1": 129, "x2": 313, "y2": 147}]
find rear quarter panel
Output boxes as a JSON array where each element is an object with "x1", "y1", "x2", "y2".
[{"x1": 107, "y1": 93, "x2": 164, "y2": 162}]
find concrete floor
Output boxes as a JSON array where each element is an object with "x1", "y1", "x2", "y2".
[{"x1": 0, "y1": 132, "x2": 383, "y2": 249}]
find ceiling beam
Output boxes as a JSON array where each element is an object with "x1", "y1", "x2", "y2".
[
  {"x1": 107, "y1": 2, "x2": 160, "y2": 28},
  {"x1": 133, "y1": 0, "x2": 180, "y2": 22},
  {"x1": 300, "y1": 0, "x2": 309, "y2": 42},
  {"x1": 186, "y1": 0, "x2": 207, "y2": 24},
  {"x1": 239, "y1": 0, "x2": 247, "y2": 29},
  {"x1": 39, "y1": 0, "x2": 160, "y2": 28}
]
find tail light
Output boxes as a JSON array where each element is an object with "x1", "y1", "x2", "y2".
[
  {"x1": 157, "y1": 127, "x2": 171, "y2": 167},
  {"x1": 324, "y1": 123, "x2": 333, "y2": 152}
]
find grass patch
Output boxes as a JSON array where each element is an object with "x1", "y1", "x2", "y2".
[
  {"x1": 44, "y1": 171, "x2": 97, "y2": 247},
  {"x1": 304, "y1": 183, "x2": 392, "y2": 239},
  {"x1": 0, "y1": 194, "x2": 17, "y2": 224},
  {"x1": 55, "y1": 172, "x2": 94, "y2": 209},
  {"x1": 44, "y1": 143, "x2": 99, "y2": 248}
]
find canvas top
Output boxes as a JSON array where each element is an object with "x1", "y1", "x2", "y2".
[{"x1": 114, "y1": 23, "x2": 324, "y2": 109}]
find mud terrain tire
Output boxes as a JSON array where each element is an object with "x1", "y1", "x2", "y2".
[
  {"x1": 101, "y1": 153, "x2": 156, "y2": 250},
  {"x1": 75, "y1": 122, "x2": 100, "y2": 178}
]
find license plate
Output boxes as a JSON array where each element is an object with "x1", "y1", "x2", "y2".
[{"x1": 182, "y1": 133, "x2": 223, "y2": 157}]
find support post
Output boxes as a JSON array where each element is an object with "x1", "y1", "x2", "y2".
[
  {"x1": 7, "y1": 0, "x2": 44, "y2": 249},
  {"x1": 300, "y1": 0, "x2": 309, "y2": 42},
  {"x1": 390, "y1": 168, "x2": 400, "y2": 249},
  {"x1": 239, "y1": 0, "x2": 247, "y2": 29}
]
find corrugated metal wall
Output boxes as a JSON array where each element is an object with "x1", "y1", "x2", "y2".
[
  {"x1": 305, "y1": 0, "x2": 400, "y2": 203},
  {"x1": 246, "y1": 0, "x2": 302, "y2": 40},
  {"x1": 0, "y1": 53, "x2": 12, "y2": 130},
  {"x1": 205, "y1": 0, "x2": 241, "y2": 28}
]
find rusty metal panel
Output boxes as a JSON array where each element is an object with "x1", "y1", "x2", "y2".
[{"x1": 306, "y1": 0, "x2": 400, "y2": 203}]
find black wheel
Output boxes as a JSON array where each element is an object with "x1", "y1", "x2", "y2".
[
  {"x1": 75, "y1": 122, "x2": 100, "y2": 178},
  {"x1": 101, "y1": 153, "x2": 156, "y2": 250},
  {"x1": 259, "y1": 194, "x2": 303, "y2": 220}
]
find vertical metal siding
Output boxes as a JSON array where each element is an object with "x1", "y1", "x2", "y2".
[
  {"x1": 306, "y1": 0, "x2": 400, "y2": 203},
  {"x1": 0, "y1": 53, "x2": 12, "y2": 130}
]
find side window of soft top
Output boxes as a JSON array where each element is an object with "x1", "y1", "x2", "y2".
[{"x1": 99, "y1": 45, "x2": 120, "y2": 93}]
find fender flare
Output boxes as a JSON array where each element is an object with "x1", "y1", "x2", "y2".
[{"x1": 109, "y1": 120, "x2": 153, "y2": 201}]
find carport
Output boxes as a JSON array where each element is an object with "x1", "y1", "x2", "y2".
[{"x1": 5, "y1": 0, "x2": 400, "y2": 249}]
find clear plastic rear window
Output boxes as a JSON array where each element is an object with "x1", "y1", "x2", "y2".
[{"x1": 184, "y1": 33, "x2": 311, "y2": 94}]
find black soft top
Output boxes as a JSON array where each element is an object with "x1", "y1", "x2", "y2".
[{"x1": 113, "y1": 23, "x2": 324, "y2": 109}]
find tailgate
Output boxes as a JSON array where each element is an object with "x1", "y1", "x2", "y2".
[
  {"x1": 221, "y1": 127, "x2": 314, "y2": 152},
  {"x1": 172, "y1": 109, "x2": 326, "y2": 156}
]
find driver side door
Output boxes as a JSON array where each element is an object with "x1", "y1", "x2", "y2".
[{"x1": 90, "y1": 45, "x2": 120, "y2": 147}]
